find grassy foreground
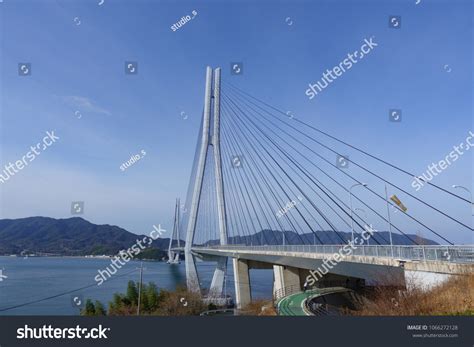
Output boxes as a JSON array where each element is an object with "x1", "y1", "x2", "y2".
[
  {"x1": 82, "y1": 273, "x2": 474, "y2": 316},
  {"x1": 349, "y1": 273, "x2": 474, "y2": 316}
]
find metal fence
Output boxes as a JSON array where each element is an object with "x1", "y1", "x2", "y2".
[
  {"x1": 194, "y1": 244, "x2": 474, "y2": 264},
  {"x1": 273, "y1": 284, "x2": 301, "y2": 302}
]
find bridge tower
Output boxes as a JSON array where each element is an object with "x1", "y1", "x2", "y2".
[
  {"x1": 184, "y1": 67, "x2": 228, "y2": 296},
  {"x1": 167, "y1": 198, "x2": 181, "y2": 264}
]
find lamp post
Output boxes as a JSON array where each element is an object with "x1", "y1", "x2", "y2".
[
  {"x1": 349, "y1": 183, "x2": 368, "y2": 243},
  {"x1": 452, "y1": 185, "x2": 473, "y2": 216},
  {"x1": 355, "y1": 208, "x2": 370, "y2": 245}
]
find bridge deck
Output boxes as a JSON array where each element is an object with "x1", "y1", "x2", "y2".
[{"x1": 191, "y1": 244, "x2": 473, "y2": 264}]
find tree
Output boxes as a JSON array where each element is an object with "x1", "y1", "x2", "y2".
[
  {"x1": 146, "y1": 282, "x2": 160, "y2": 311},
  {"x1": 81, "y1": 299, "x2": 96, "y2": 316},
  {"x1": 108, "y1": 293, "x2": 134, "y2": 316},
  {"x1": 80, "y1": 299, "x2": 107, "y2": 316},
  {"x1": 126, "y1": 280, "x2": 139, "y2": 305},
  {"x1": 104, "y1": 281, "x2": 207, "y2": 316},
  {"x1": 141, "y1": 285, "x2": 150, "y2": 312},
  {"x1": 94, "y1": 300, "x2": 107, "y2": 315}
]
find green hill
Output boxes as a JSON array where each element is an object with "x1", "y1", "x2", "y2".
[{"x1": 0, "y1": 217, "x2": 171, "y2": 257}]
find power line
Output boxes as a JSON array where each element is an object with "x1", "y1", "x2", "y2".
[{"x1": 0, "y1": 268, "x2": 138, "y2": 313}]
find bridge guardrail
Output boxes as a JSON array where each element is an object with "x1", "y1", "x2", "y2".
[
  {"x1": 273, "y1": 284, "x2": 301, "y2": 302},
  {"x1": 194, "y1": 244, "x2": 474, "y2": 264}
]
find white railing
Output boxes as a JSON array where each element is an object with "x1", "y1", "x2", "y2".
[{"x1": 193, "y1": 244, "x2": 474, "y2": 264}]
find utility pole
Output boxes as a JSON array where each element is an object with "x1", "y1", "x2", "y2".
[{"x1": 137, "y1": 261, "x2": 144, "y2": 316}]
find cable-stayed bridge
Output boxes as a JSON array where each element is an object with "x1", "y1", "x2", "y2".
[{"x1": 170, "y1": 67, "x2": 473, "y2": 309}]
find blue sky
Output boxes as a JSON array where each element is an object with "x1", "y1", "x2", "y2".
[{"x1": 0, "y1": 0, "x2": 472, "y2": 243}]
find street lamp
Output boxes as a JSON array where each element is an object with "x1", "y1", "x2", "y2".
[
  {"x1": 355, "y1": 208, "x2": 370, "y2": 245},
  {"x1": 452, "y1": 185, "x2": 474, "y2": 216},
  {"x1": 349, "y1": 183, "x2": 368, "y2": 243}
]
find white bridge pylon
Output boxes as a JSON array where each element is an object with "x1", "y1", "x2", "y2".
[
  {"x1": 167, "y1": 198, "x2": 181, "y2": 264},
  {"x1": 185, "y1": 67, "x2": 228, "y2": 296}
]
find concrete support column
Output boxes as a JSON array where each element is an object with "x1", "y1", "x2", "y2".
[
  {"x1": 209, "y1": 256, "x2": 228, "y2": 298},
  {"x1": 273, "y1": 265, "x2": 301, "y2": 299},
  {"x1": 233, "y1": 258, "x2": 251, "y2": 309},
  {"x1": 185, "y1": 254, "x2": 200, "y2": 293}
]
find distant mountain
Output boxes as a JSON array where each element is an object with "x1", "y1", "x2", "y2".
[
  {"x1": 0, "y1": 217, "x2": 171, "y2": 256},
  {"x1": 203, "y1": 229, "x2": 438, "y2": 246},
  {"x1": 0, "y1": 217, "x2": 438, "y2": 257}
]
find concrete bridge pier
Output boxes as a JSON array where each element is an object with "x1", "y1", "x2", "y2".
[
  {"x1": 209, "y1": 257, "x2": 228, "y2": 297},
  {"x1": 273, "y1": 265, "x2": 301, "y2": 298},
  {"x1": 233, "y1": 258, "x2": 252, "y2": 309}
]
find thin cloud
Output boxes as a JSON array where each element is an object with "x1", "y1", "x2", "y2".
[{"x1": 60, "y1": 96, "x2": 112, "y2": 116}]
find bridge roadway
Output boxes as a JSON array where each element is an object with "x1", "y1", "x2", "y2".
[{"x1": 188, "y1": 244, "x2": 473, "y2": 308}]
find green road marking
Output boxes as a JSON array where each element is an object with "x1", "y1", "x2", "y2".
[{"x1": 277, "y1": 287, "x2": 349, "y2": 316}]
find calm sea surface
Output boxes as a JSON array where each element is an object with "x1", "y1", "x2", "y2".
[{"x1": 0, "y1": 256, "x2": 273, "y2": 315}]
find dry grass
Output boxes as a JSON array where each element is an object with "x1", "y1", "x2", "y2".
[
  {"x1": 349, "y1": 273, "x2": 474, "y2": 316},
  {"x1": 154, "y1": 286, "x2": 208, "y2": 316},
  {"x1": 239, "y1": 299, "x2": 277, "y2": 316}
]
